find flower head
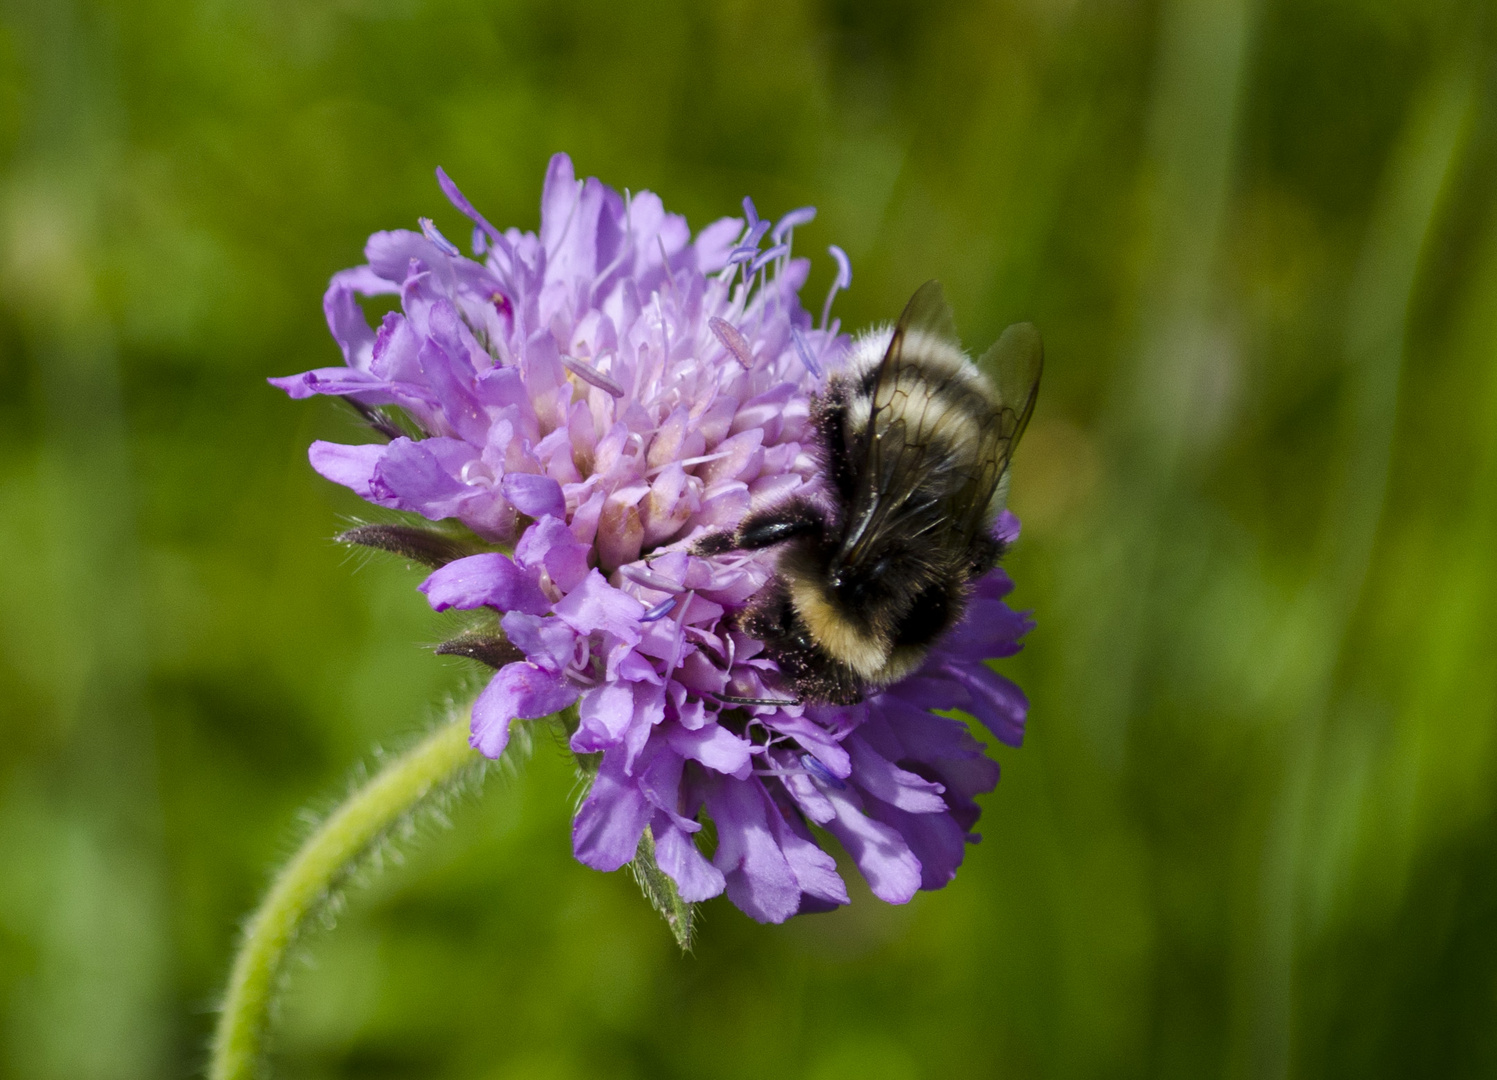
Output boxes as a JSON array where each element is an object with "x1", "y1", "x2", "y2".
[{"x1": 274, "y1": 154, "x2": 1031, "y2": 925}]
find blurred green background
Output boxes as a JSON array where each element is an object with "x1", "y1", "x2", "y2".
[{"x1": 3, "y1": 0, "x2": 1497, "y2": 1077}]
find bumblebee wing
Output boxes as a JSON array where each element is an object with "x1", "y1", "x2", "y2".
[
  {"x1": 839, "y1": 285, "x2": 1042, "y2": 568},
  {"x1": 962, "y1": 319, "x2": 1043, "y2": 530},
  {"x1": 838, "y1": 282, "x2": 970, "y2": 564}
]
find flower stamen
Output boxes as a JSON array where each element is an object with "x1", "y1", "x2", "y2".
[
  {"x1": 561, "y1": 353, "x2": 626, "y2": 398},
  {"x1": 418, "y1": 217, "x2": 461, "y2": 257}
]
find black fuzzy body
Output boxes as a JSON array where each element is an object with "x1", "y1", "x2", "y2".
[
  {"x1": 728, "y1": 363, "x2": 1004, "y2": 704},
  {"x1": 695, "y1": 283, "x2": 1040, "y2": 706}
]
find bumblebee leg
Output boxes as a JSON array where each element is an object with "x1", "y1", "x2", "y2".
[
  {"x1": 734, "y1": 498, "x2": 827, "y2": 550},
  {"x1": 692, "y1": 499, "x2": 827, "y2": 555},
  {"x1": 690, "y1": 530, "x2": 739, "y2": 556}
]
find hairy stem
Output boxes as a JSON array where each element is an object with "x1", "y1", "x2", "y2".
[{"x1": 209, "y1": 711, "x2": 479, "y2": 1080}]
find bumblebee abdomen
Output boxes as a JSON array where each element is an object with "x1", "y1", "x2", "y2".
[{"x1": 740, "y1": 573, "x2": 866, "y2": 705}]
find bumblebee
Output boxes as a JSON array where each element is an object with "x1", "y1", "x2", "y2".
[{"x1": 698, "y1": 280, "x2": 1042, "y2": 705}]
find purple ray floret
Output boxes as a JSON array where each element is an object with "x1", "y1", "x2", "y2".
[{"x1": 272, "y1": 154, "x2": 1033, "y2": 922}]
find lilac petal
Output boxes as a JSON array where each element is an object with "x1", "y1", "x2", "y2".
[
  {"x1": 323, "y1": 266, "x2": 387, "y2": 370},
  {"x1": 653, "y1": 816, "x2": 726, "y2": 902},
  {"x1": 802, "y1": 702, "x2": 866, "y2": 740},
  {"x1": 693, "y1": 216, "x2": 742, "y2": 271},
  {"x1": 621, "y1": 681, "x2": 668, "y2": 771},
  {"x1": 845, "y1": 734, "x2": 947, "y2": 813},
  {"x1": 474, "y1": 365, "x2": 532, "y2": 412},
  {"x1": 674, "y1": 692, "x2": 709, "y2": 732},
  {"x1": 882, "y1": 672, "x2": 970, "y2": 713},
  {"x1": 428, "y1": 296, "x2": 482, "y2": 370},
  {"x1": 572, "y1": 747, "x2": 652, "y2": 872},
  {"x1": 307, "y1": 441, "x2": 384, "y2": 500},
  {"x1": 971, "y1": 566, "x2": 1017, "y2": 603},
  {"x1": 369, "y1": 311, "x2": 423, "y2": 384},
  {"x1": 570, "y1": 681, "x2": 636, "y2": 753},
  {"x1": 938, "y1": 661, "x2": 1029, "y2": 747},
  {"x1": 672, "y1": 653, "x2": 729, "y2": 702},
  {"x1": 994, "y1": 510, "x2": 1021, "y2": 546},
  {"x1": 499, "y1": 611, "x2": 576, "y2": 672},
  {"x1": 540, "y1": 153, "x2": 582, "y2": 255},
  {"x1": 329, "y1": 263, "x2": 394, "y2": 296},
  {"x1": 666, "y1": 723, "x2": 753, "y2": 779},
  {"x1": 731, "y1": 381, "x2": 798, "y2": 438},
  {"x1": 699, "y1": 481, "x2": 751, "y2": 527},
  {"x1": 795, "y1": 893, "x2": 846, "y2": 917},
  {"x1": 266, "y1": 372, "x2": 323, "y2": 399},
  {"x1": 705, "y1": 777, "x2": 801, "y2": 924},
  {"x1": 823, "y1": 786, "x2": 922, "y2": 905},
  {"x1": 470, "y1": 661, "x2": 578, "y2": 758},
  {"x1": 765, "y1": 793, "x2": 848, "y2": 909},
  {"x1": 552, "y1": 569, "x2": 646, "y2": 639},
  {"x1": 419, "y1": 553, "x2": 551, "y2": 615},
  {"x1": 864, "y1": 703, "x2": 999, "y2": 836},
  {"x1": 364, "y1": 229, "x2": 442, "y2": 282},
  {"x1": 369, "y1": 437, "x2": 473, "y2": 518},
  {"x1": 500, "y1": 472, "x2": 566, "y2": 520},
  {"x1": 520, "y1": 331, "x2": 568, "y2": 415},
  {"x1": 766, "y1": 712, "x2": 851, "y2": 778},
  {"x1": 611, "y1": 643, "x2": 663, "y2": 686},
  {"x1": 634, "y1": 749, "x2": 701, "y2": 837},
  {"x1": 865, "y1": 700, "x2": 989, "y2": 767},
  {"x1": 470, "y1": 681, "x2": 515, "y2": 758},
  {"x1": 269, "y1": 367, "x2": 390, "y2": 401},
  {"x1": 782, "y1": 766, "x2": 837, "y2": 824},
  {"x1": 937, "y1": 596, "x2": 1031, "y2": 661},
  {"x1": 415, "y1": 338, "x2": 489, "y2": 446},
  {"x1": 436, "y1": 166, "x2": 505, "y2": 246},
  {"x1": 866, "y1": 800, "x2": 969, "y2": 892},
  {"x1": 515, "y1": 515, "x2": 591, "y2": 592},
  {"x1": 936, "y1": 760, "x2": 1002, "y2": 834}
]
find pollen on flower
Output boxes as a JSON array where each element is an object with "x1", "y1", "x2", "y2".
[{"x1": 272, "y1": 153, "x2": 1032, "y2": 926}]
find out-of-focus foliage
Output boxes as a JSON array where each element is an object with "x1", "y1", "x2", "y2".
[{"x1": 3, "y1": 0, "x2": 1497, "y2": 1077}]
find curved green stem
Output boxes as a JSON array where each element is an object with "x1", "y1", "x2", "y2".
[{"x1": 209, "y1": 710, "x2": 479, "y2": 1080}]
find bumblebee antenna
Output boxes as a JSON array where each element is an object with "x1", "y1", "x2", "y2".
[{"x1": 712, "y1": 692, "x2": 803, "y2": 708}]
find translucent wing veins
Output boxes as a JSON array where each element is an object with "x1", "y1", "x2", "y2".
[{"x1": 835, "y1": 281, "x2": 1043, "y2": 572}]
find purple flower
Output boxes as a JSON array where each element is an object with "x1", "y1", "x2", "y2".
[{"x1": 274, "y1": 154, "x2": 1032, "y2": 926}]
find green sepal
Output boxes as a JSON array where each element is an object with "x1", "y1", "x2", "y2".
[{"x1": 630, "y1": 826, "x2": 696, "y2": 951}]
